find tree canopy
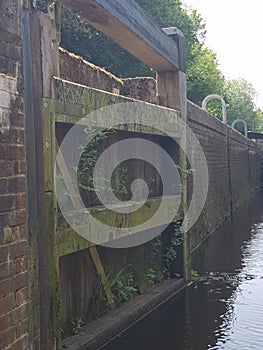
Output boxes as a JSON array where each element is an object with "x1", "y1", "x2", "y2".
[
  {"x1": 223, "y1": 79, "x2": 257, "y2": 125},
  {"x1": 59, "y1": 0, "x2": 208, "y2": 81},
  {"x1": 204, "y1": 78, "x2": 261, "y2": 128},
  {"x1": 36, "y1": 0, "x2": 263, "y2": 128},
  {"x1": 187, "y1": 43, "x2": 224, "y2": 106}
]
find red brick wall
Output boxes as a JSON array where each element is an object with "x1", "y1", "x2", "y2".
[
  {"x1": 187, "y1": 101, "x2": 262, "y2": 251},
  {"x1": 0, "y1": 1, "x2": 29, "y2": 349}
]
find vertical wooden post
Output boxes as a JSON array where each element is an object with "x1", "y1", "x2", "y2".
[
  {"x1": 22, "y1": 2, "x2": 56, "y2": 348},
  {"x1": 40, "y1": 3, "x2": 61, "y2": 98},
  {"x1": 156, "y1": 28, "x2": 191, "y2": 280},
  {"x1": 156, "y1": 28, "x2": 186, "y2": 112},
  {"x1": 40, "y1": 4, "x2": 62, "y2": 348}
]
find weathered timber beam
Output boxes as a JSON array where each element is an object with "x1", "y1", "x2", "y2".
[{"x1": 57, "y1": 0, "x2": 181, "y2": 72}]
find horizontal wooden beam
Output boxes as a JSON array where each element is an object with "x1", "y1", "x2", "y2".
[
  {"x1": 57, "y1": 0, "x2": 181, "y2": 72},
  {"x1": 49, "y1": 78, "x2": 182, "y2": 137}
]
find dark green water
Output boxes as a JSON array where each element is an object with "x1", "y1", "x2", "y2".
[{"x1": 100, "y1": 191, "x2": 263, "y2": 350}]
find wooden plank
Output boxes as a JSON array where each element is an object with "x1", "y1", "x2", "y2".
[
  {"x1": 57, "y1": 0, "x2": 181, "y2": 72},
  {"x1": 55, "y1": 139, "x2": 82, "y2": 209},
  {"x1": 157, "y1": 71, "x2": 183, "y2": 110},
  {"x1": 39, "y1": 6, "x2": 60, "y2": 98},
  {"x1": 42, "y1": 103, "x2": 53, "y2": 192},
  {"x1": 55, "y1": 196, "x2": 182, "y2": 256},
  {"x1": 163, "y1": 27, "x2": 186, "y2": 72},
  {"x1": 156, "y1": 29, "x2": 187, "y2": 112},
  {"x1": 22, "y1": 7, "x2": 55, "y2": 349},
  {"x1": 55, "y1": 139, "x2": 115, "y2": 308},
  {"x1": 89, "y1": 247, "x2": 115, "y2": 308}
]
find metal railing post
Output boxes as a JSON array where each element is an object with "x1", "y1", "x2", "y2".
[{"x1": 202, "y1": 94, "x2": 227, "y2": 124}]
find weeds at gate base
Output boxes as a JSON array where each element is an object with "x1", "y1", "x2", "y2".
[
  {"x1": 162, "y1": 222, "x2": 183, "y2": 278},
  {"x1": 98, "y1": 265, "x2": 138, "y2": 307},
  {"x1": 71, "y1": 317, "x2": 84, "y2": 335}
]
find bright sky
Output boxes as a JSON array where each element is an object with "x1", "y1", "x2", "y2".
[{"x1": 182, "y1": 0, "x2": 263, "y2": 110}]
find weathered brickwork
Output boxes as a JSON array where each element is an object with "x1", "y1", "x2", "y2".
[
  {"x1": 228, "y1": 128, "x2": 250, "y2": 209},
  {"x1": 59, "y1": 47, "x2": 123, "y2": 94},
  {"x1": 59, "y1": 48, "x2": 158, "y2": 103},
  {"x1": 119, "y1": 78, "x2": 262, "y2": 250},
  {"x1": 121, "y1": 77, "x2": 157, "y2": 104},
  {"x1": 0, "y1": 1, "x2": 29, "y2": 349},
  {"x1": 187, "y1": 101, "x2": 262, "y2": 251}
]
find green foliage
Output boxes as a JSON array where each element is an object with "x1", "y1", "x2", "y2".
[
  {"x1": 77, "y1": 128, "x2": 128, "y2": 201},
  {"x1": 200, "y1": 77, "x2": 262, "y2": 129},
  {"x1": 190, "y1": 269, "x2": 201, "y2": 282},
  {"x1": 149, "y1": 236, "x2": 163, "y2": 281},
  {"x1": 152, "y1": 236, "x2": 161, "y2": 257},
  {"x1": 144, "y1": 268, "x2": 156, "y2": 283},
  {"x1": 37, "y1": 1, "x2": 263, "y2": 128},
  {"x1": 163, "y1": 223, "x2": 183, "y2": 278},
  {"x1": 253, "y1": 110, "x2": 263, "y2": 132},
  {"x1": 99, "y1": 266, "x2": 138, "y2": 306},
  {"x1": 137, "y1": 0, "x2": 206, "y2": 55},
  {"x1": 36, "y1": 0, "x2": 49, "y2": 12},
  {"x1": 111, "y1": 165, "x2": 129, "y2": 201},
  {"x1": 71, "y1": 317, "x2": 84, "y2": 335},
  {"x1": 37, "y1": 0, "x2": 207, "y2": 80},
  {"x1": 223, "y1": 78, "x2": 257, "y2": 126},
  {"x1": 176, "y1": 164, "x2": 193, "y2": 178},
  {"x1": 137, "y1": 267, "x2": 157, "y2": 294},
  {"x1": 187, "y1": 44, "x2": 225, "y2": 106},
  {"x1": 61, "y1": 5, "x2": 152, "y2": 78},
  {"x1": 118, "y1": 166, "x2": 128, "y2": 196},
  {"x1": 78, "y1": 128, "x2": 113, "y2": 193},
  {"x1": 36, "y1": 0, "x2": 222, "y2": 105}
]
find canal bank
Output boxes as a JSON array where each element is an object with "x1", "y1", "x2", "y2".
[
  {"x1": 96, "y1": 190, "x2": 263, "y2": 350},
  {"x1": 61, "y1": 279, "x2": 185, "y2": 350}
]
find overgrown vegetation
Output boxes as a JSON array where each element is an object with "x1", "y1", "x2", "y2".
[
  {"x1": 162, "y1": 222, "x2": 183, "y2": 278},
  {"x1": 136, "y1": 267, "x2": 158, "y2": 294},
  {"x1": 78, "y1": 127, "x2": 112, "y2": 193},
  {"x1": 77, "y1": 127, "x2": 129, "y2": 204},
  {"x1": 98, "y1": 266, "x2": 138, "y2": 306},
  {"x1": 71, "y1": 317, "x2": 84, "y2": 335},
  {"x1": 190, "y1": 269, "x2": 201, "y2": 282}
]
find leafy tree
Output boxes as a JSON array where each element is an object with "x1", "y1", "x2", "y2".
[
  {"x1": 36, "y1": 0, "x2": 48, "y2": 12},
  {"x1": 61, "y1": 6, "x2": 153, "y2": 77},
  {"x1": 204, "y1": 78, "x2": 260, "y2": 128},
  {"x1": 187, "y1": 43, "x2": 224, "y2": 106},
  {"x1": 253, "y1": 109, "x2": 263, "y2": 132},
  {"x1": 38, "y1": 0, "x2": 221, "y2": 105},
  {"x1": 37, "y1": 0, "x2": 207, "y2": 79},
  {"x1": 36, "y1": 0, "x2": 261, "y2": 128},
  {"x1": 223, "y1": 78, "x2": 257, "y2": 126},
  {"x1": 136, "y1": 0, "x2": 206, "y2": 58}
]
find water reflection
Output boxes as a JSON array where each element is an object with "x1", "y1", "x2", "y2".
[
  {"x1": 210, "y1": 221, "x2": 263, "y2": 350},
  {"x1": 101, "y1": 192, "x2": 263, "y2": 350}
]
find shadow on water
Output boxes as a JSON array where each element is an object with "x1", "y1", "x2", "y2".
[{"x1": 100, "y1": 191, "x2": 263, "y2": 350}]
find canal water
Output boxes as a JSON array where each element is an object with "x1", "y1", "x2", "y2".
[{"x1": 100, "y1": 191, "x2": 263, "y2": 350}]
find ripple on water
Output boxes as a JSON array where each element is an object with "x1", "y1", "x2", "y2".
[
  {"x1": 100, "y1": 198, "x2": 263, "y2": 350},
  {"x1": 212, "y1": 224, "x2": 263, "y2": 349}
]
